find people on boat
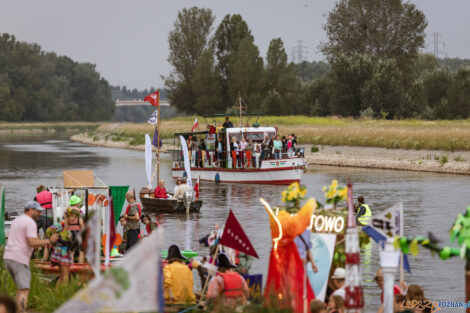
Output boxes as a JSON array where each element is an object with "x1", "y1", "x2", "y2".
[
  {"x1": 355, "y1": 196, "x2": 372, "y2": 226},
  {"x1": 246, "y1": 139, "x2": 254, "y2": 168},
  {"x1": 230, "y1": 137, "x2": 238, "y2": 168},
  {"x1": 154, "y1": 179, "x2": 169, "y2": 199},
  {"x1": 173, "y1": 177, "x2": 183, "y2": 195},
  {"x1": 123, "y1": 191, "x2": 141, "y2": 250},
  {"x1": 34, "y1": 185, "x2": 53, "y2": 261},
  {"x1": 239, "y1": 137, "x2": 247, "y2": 168},
  {"x1": 140, "y1": 213, "x2": 159, "y2": 235},
  {"x1": 49, "y1": 208, "x2": 80, "y2": 285},
  {"x1": 173, "y1": 177, "x2": 192, "y2": 202},
  {"x1": 206, "y1": 253, "x2": 249, "y2": 312},
  {"x1": 216, "y1": 136, "x2": 224, "y2": 167},
  {"x1": 273, "y1": 135, "x2": 283, "y2": 159},
  {"x1": 118, "y1": 215, "x2": 128, "y2": 254},
  {"x1": 3, "y1": 201, "x2": 59, "y2": 311},
  {"x1": 223, "y1": 116, "x2": 234, "y2": 128},
  {"x1": 163, "y1": 245, "x2": 196, "y2": 305},
  {"x1": 68, "y1": 195, "x2": 85, "y2": 263}
]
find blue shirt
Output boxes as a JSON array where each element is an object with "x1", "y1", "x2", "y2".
[{"x1": 294, "y1": 228, "x2": 312, "y2": 260}]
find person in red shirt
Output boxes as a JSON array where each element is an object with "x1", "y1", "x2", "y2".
[
  {"x1": 375, "y1": 269, "x2": 405, "y2": 303},
  {"x1": 154, "y1": 179, "x2": 169, "y2": 199}
]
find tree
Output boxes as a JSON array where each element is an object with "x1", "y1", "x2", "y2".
[
  {"x1": 327, "y1": 54, "x2": 374, "y2": 117},
  {"x1": 227, "y1": 37, "x2": 264, "y2": 111},
  {"x1": 447, "y1": 68, "x2": 470, "y2": 119},
  {"x1": 294, "y1": 61, "x2": 331, "y2": 82},
  {"x1": 264, "y1": 38, "x2": 301, "y2": 115},
  {"x1": 361, "y1": 58, "x2": 409, "y2": 119},
  {"x1": 191, "y1": 50, "x2": 223, "y2": 115},
  {"x1": 321, "y1": 0, "x2": 427, "y2": 71},
  {"x1": 300, "y1": 77, "x2": 330, "y2": 116},
  {"x1": 165, "y1": 7, "x2": 215, "y2": 113},
  {"x1": 214, "y1": 14, "x2": 253, "y2": 107}
]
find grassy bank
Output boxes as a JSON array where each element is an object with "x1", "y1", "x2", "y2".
[
  {"x1": 88, "y1": 117, "x2": 470, "y2": 151},
  {"x1": 0, "y1": 122, "x2": 99, "y2": 133}
]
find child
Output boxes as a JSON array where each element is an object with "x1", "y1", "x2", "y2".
[
  {"x1": 310, "y1": 299, "x2": 327, "y2": 313},
  {"x1": 328, "y1": 295, "x2": 345, "y2": 313}
]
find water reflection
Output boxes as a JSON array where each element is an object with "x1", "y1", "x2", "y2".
[{"x1": 1, "y1": 135, "x2": 469, "y2": 311}]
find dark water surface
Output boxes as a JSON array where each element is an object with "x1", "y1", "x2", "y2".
[{"x1": 1, "y1": 133, "x2": 469, "y2": 311}]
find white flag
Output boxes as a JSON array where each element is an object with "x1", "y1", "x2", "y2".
[
  {"x1": 56, "y1": 228, "x2": 165, "y2": 313},
  {"x1": 179, "y1": 135, "x2": 192, "y2": 188},
  {"x1": 145, "y1": 134, "x2": 153, "y2": 188},
  {"x1": 369, "y1": 203, "x2": 403, "y2": 238},
  {"x1": 85, "y1": 212, "x2": 100, "y2": 278},
  {"x1": 147, "y1": 110, "x2": 158, "y2": 126}
]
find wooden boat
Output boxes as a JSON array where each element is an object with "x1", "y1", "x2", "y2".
[
  {"x1": 33, "y1": 260, "x2": 110, "y2": 280},
  {"x1": 139, "y1": 188, "x2": 202, "y2": 213}
]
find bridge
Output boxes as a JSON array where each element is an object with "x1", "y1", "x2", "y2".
[{"x1": 114, "y1": 100, "x2": 170, "y2": 107}]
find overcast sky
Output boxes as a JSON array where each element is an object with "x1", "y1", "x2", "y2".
[{"x1": 1, "y1": 0, "x2": 469, "y2": 90}]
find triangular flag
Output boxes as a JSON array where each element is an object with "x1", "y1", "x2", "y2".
[
  {"x1": 369, "y1": 203, "x2": 402, "y2": 239},
  {"x1": 144, "y1": 91, "x2": 159, "y2": 107},
  {"x1": 151, "y1": 125, "x2": 162, "y2": 148},
  {"x1": 194, "y1": 176, "x2": 200, "y2": 200},
  {"x1": 110, "y1": 186, "x2": 129, "y2": 225},
  {"x1": 219, "y1": 209, "x2": 258, "y2": 258},
  {"x1": 147, "y1": 110, "x2": 158, "y2": 126},
  {"x1": 191, "y1": 117, "x2": 199, "y2": 132}
]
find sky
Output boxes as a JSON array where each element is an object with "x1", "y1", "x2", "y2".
[{"x1": 1, "y1": 0, "x2": 469, "y2": 90}]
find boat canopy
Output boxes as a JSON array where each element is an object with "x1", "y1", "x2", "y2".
[
  {"x1": 173, "y1": 130, "x2": 209, "y2": 137},
  {"x1": 225, "y1": 127, "x2": 277, "y2": 141}
]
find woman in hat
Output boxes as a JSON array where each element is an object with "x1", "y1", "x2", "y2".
[
  {"x1": 141, "y1": 213, "x2": 159, "y2": 236},
  {"x1": 68, "y1": 195, "x2": 85, "y2": 263},
  {"x1": 163, "y1": 245, "x2": 196, "y2": 305},
  {"x1": 206, "y1": 253, "x2": 249, "y2": 312},
  {"x1": 173, "y1": 177, "x2": 183, "y2": 195}
]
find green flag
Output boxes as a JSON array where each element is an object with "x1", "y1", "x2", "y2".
[
  {"x1": 109, "y1": 186, "x2": 129, "y2": 225},
  {"x1": 0, "y1": 185, "x2": 5, "y2": 245}
]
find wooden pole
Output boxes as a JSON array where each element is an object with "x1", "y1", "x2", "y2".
[
  {"x1": 238, "y1": 92, "x2": 242, "y2": 127},
  {"x1": 200, "y1": 244, "x2": 221, "y2": 301},
  {"x1": 157, "y1": 88, "x2": 160, "y2": 184}
]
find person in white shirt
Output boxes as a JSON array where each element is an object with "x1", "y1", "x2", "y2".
[{"x1": 330, "y1": 267, "x2": 346, "y2": 299}]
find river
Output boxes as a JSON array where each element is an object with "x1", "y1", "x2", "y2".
[{"x1": 1, "y1": 133, "x2": 468, "y2": 311}]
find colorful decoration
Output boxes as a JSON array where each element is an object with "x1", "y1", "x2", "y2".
[
  {"x1": 46, "y1": 222, "x2": 72, "y2": 242},
  {"x1": 322, "y1": 179, "x2": 348, "y2": 209},
  {"x1": 281, "y1": 182, "x2": 307, "y2": 213}
]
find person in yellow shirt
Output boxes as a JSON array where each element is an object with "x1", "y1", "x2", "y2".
[{"x1": 163, "y1": 245, "x2": 196, "y2": 305}]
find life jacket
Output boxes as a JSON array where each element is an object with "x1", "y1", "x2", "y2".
[
  {"x1": 357, "y1": 204, "x2": 372, "y2": 226},
  {"x1": 126, "y1": 202, "x2": 142, "y2": 217},
  {"x1": 217, "y1": 272, "x2": 244, "y2": 298},
  {"x1": 36, "y1": 190, "x2": 52, "y2": 210}
]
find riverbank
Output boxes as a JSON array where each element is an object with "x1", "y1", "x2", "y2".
[
  {"x1": 71, "y1": 132, "x2": 470, "y2": 175},
  {"x1": 0, "y1": 122, "x2": 99, "y2": 134}
]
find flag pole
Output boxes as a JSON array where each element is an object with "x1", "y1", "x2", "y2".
[
  {"x1": 157, "y1": 88, "x2": 160, "y2": 184},
  {"x1": 200, "y1": 244, "x2": 221, "y2": 301}
]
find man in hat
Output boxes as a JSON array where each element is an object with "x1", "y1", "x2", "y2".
[
  {"x1": 3, "y1": 201, "x2": 59, "y2": 312},
  {"x1": 330, "y1": 267, "x2": 346, "y2": 299},
  {"x1": 163, "y1": 245, "x2": 196, "y2": 305},
  {"x1": 206, "y1": 253, "x2": 249, "y2": 312}
]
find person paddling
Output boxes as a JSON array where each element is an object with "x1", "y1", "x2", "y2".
[{"x1": 206, "y1": 253, "x2": 249, "y2": 312}]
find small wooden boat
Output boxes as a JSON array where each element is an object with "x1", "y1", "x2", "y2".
[{"x1": 139, "y1": 188, "x2": 202, "y2": 213}]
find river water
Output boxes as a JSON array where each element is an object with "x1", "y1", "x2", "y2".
[{"x1": 1, "y1": 133, "x2": 468, "y2": 311}]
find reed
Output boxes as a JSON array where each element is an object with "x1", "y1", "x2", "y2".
[{"x1": 94, "y1": 117, "x2": 470, "y2": 151}]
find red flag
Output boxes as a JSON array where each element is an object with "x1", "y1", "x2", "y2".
[
  {"x1": 144, "y1": 91, "x2": 160, "y2": 107},
  {"x1": 194, "y1": 176, "x2": 200, "y2": 200},
  {"x1": 191, "y1": 117, "x2": 198, "y2": 132},
  {"x1": 219, "y1": 209, "x2": 258, "y2": 258}
]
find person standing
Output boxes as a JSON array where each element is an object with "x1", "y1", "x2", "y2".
[
  {"x1": 123, "y1": 191, "x2": 141, "y2": 250},
  {"x1": 206, "y1": 253, "x2": 249, "y2": 312},
  {"x1": 355, "y1": 196, "x2": 372, "y2": 226},
  {"x1": 260, "y1": 135, "x2": 270, "y2": 166},
  {"x1": 273, "y1": 135, "x2": 283, "y2": 159},
  {"x1": 223, "y1": 117, "x2": 234, "y2": 128},
  {"x1": 238, "y1": 137, "x2": 247, "y2": 168},
  {"x1": 245, "y1": 140, "x2": 254, "y2": 168},
  {"x1": 3, "y1": 201, "x2": 59, "y2": 312},
  {"x1": 230, "y1": 137, "x2": 239, "y2": 169},
  {"x1": 163, "y1": 245, "x2": 196, "y2": 305},
  {"x1": 330, "y1": 268, "x2": 346, "y2": 299},
  {"x1": 33, "y1": 185, "x2": 53, "y2": 261}
]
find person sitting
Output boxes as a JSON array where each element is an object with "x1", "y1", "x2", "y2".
[
  {"x1": 172, "y1": 177, "x2": 183, "y2": 195},
  {"x1": 118, "y1": 215, "x2": 128, "y2": 254},
  {"x1": 141, "y1": 213, "x2": 159, "y2": 235},
  {"x1": 206, "y1": 253, "x2": 249, "y2": 312},
  {"x1": 173, "y1": 178, "x2": 192, "y2": 202},
  {"x1": 163, "y1": 245, "x2": 196, "y2": 305},
  {"x1": 154, "y1": 179, "x2": 169, "y2": 199}
]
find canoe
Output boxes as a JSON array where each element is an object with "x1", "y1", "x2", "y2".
[
  {"x1": 139, "y1": 189, "x2": 202, "y2": 214},
  {"x1": 33, "y1": 260, "x2": 109, "y2": 280}
]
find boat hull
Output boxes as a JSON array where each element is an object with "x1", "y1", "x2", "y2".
[
  {"x1": 139, "y1": 189, "x2": 202, "y2": 213},
  {"x1": 172, "y1": 158, "x2": 306, "y2": 185}
]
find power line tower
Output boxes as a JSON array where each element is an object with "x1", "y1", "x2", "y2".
[
  {"x1": 290, "y1": 40, "x2": 309, "y2": 63},
  {"x1": 429, "y1": 32, "x2": 446, "y2": 58}
]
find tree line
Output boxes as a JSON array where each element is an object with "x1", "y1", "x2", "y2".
[
  {"x1": 165, "y1": 1, "x2": 470, "y2": 119},
  {"x1": 110, "y1": 85, "x2": 168, "y2": 101},
  {"x1": 0, "y1": 33, "x2": 114, "y2": 122}
]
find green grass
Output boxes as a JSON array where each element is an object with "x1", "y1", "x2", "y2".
[
  {"x1": 454, "y1": 155, "x2": 466, "y2": 162},
  {"x1": 0, "y1": 247, "x2": 84, "y2": 313},
  {"x1": 88, "y1": 117, "x2": 470, "y2": 151}
]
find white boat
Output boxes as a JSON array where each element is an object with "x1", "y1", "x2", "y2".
[{"x1": 171, "y1": 125, "x2": 307, "y2": 185}]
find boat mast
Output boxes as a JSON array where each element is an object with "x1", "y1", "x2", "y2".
[
  {"x1": 238, "y1": 92, "x2": 242, "y2": 127},
  {"x1": 157, "y1": 88, "x2": 160, "y2": 184}
]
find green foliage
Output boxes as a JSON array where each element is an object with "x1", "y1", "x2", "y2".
[
  {"x1": 293, "y1": 60, "x2": 330, "y2": 82},
  {"x1": 0, "y1": 33, "x2": 114, "y2": 122},
  {"x1": 321, "y1": 0, "x2": 427, "y2": 72},
  {"x1": 165, "y1": 7, "x2": 215, "y2": 113}
]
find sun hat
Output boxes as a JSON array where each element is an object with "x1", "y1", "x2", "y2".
[
  {"x1": 69, "y1": 195, "x2": 82, "y2": 206},
  {"x1": 331, "y1": 267, "x2": 346, "y2": 279},
  {"x1": 217, "y1": 253, "x2": 237, "y2": 269},
  {"x1": 166, "y1": 244, "x2": 187, "y2": 261}
]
